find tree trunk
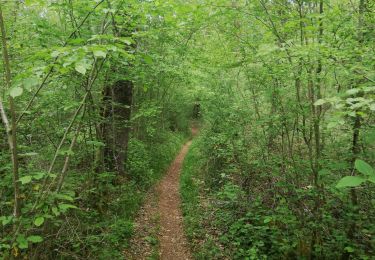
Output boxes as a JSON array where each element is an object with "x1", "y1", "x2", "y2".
[
  {"x1": 112, "y1": 80, "x2": 133, "y2": 176},
  {"x1": 95, "y1": 79, "x2": 133, "y2": 176},
  {"x1": 0, "y1": 5, "x2": 21, "y2": 219}
]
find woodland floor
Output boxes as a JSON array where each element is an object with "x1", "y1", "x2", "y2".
[{"x1": 124, "y1": 128, "x2": 198, "y2": 260}]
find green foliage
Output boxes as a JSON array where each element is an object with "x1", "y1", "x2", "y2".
[
  {"x1": 9, "y1": 87, "x2": 23, "y2": 98},
  {"x1": 181, "y1": 136, "x2": 221, "y2": 259},
  {"x1": 0, "y1": 0, "x2": 192, "y2": 258},
  {"x1": 0, "y1": 0, "x2": 374, "y2": 258},
  {"x1": 176, "y1": 0, "x2": 375, "y2": 258},
  {"x1": 127, "y1": 139, "x2": 154, "y2": 186},
  {"x1": 336, "y1": 160, "x2": 375, "y2": 188},
  {"x1": 336, "y1": 176, "x2": 365, "y2": 188},
  {"x1": 356, "y1": 160, "x2": 375, "y2": 177}
]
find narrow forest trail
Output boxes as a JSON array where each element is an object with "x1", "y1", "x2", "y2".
[{"x1": 124, "y1": 128, "x2": 198, "y2": 260}]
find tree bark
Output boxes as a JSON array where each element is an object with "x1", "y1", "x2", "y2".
[
  {"x1": 112, "y1": 80, "x2": 133, "y2": 176},
  {"x1": 0, "y1": 5, "x2": 21, "y2": 218},
  {"x1": 95, "y1": 79, "x2": 133, "y2": 176}
]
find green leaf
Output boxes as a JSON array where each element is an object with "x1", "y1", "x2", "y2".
[
  {"x1": 33, "y1": 172, "x2": 45, "y2": 180},
  {"x1": 27, "y1": 235, "x2": 43, "y2": 243},
  {"x1": 143, "y1": 55, "x2": 153, "y2": 65},
  {"x1": 355, "y1": 159, "x2": 374, "y2": 176},
  {"x1": 368, "y1": 175, "x2": 375, "y2": 184},
  {"x1": 54, "y1": 193, "x2": 74, "y2": 201},
  {"x1": 336, "y1": 176, "x2": 365, "y2": 188},
  {"x1": 346, "y1": 88, "x2": 360, "y2": 95},
  {"x1": 23, "y1": 77, "x2": 39, "y2": 91},
  {"x1": 344, "y1": 246, "x2": 354, "y2": 253},
  {"x1": 0, "y1": 244, "x2": 10, "y2": 249},
  {"x1": 58, "y1": 203, "x2": 78, "y2": 212},
  {"x1": 9, "y1": 87, "x2": 23, "y2": 98},
  {"x1": 52, "y1": 207, "x2": 60, "y2": 216},
  {"x1": 34, "y1": 216, "x2": 45, "y2": 227},
  {"x1": 16, "y1": 234, "x2": 28, "y2": 249},
  {"x1": 20, "y1": 152, "x2": 38, "y2": 157},
  {"x1": 19, "y1": 176, "x2": 32, "y2": 184},
  {"x1": 51, "y1": 50, "x2": 60, "y2": 58},
  {"x1": 264, "y1": 216, "x2": 272, "y2": 224},
  {"x1": 75, "y1": 63, "x2": 87, "y2": 75},
  {"x1": 314, "y1": 99, "x2": 326, "y2": 106},
  {"x1": 93, "y1": 50, "x2": 107, "y2": 58},
  {"x1": 119, "y1": 37, "x2": 133, "y2": 45},
  {"x1": 319, "y1": 169, "x2": 331, "y2": 176},
  {"x1": 48, "y1": 173, "x2": 57, "y2": 178},
  {"x1": 1, "y1": 216, "x2": 12, "y2": 226}
]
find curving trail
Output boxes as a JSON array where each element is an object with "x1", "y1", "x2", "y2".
[{"x1": 124, "y1": 128, "x2": 197, "y2": 260}]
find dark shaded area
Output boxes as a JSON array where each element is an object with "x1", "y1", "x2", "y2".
[
  {"x1": 113, "y1": 80, "x2": 133, "y2": 175},
  {"x1": 193, "y1": 102, "x2": 200, "y2": 119},
  {"x1": 95, "y1": 80, "x2": 133, "y2": 176}
]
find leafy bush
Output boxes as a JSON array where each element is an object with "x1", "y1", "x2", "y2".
[{"x1": 127, "y1": 139, "x2": 154, "y2": 186}]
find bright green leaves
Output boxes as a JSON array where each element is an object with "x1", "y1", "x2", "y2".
[
  {"x1": 74, "y1": 62, "x2": 88, "y2": 75},
  {"x1": 54, "y1": 194, "x2": 74, "y2": 202},
  {"x1": 32, "y1": 172, "x2": 45, "y2": 180},
  {"x1": 87, "y1": 140, "x2": 105, "y2": 147},
  {"x1": 51, "y1": 50, "x2": 60, "y2": 58},
  {"x1": 336, "y1": 176, "x2": 365, "y2": 188},
  {"x1": 27, "y1": 235, "x2": 43, "y2": 243},
  {"x1": 355, "y1": 160, "x2": 374, "y2": 176},
  {"x1": 9, "y1": 87, "x2": 23, "y2": 98},
  {"x1": 356, "y1": 159, "x2": 375, "y2": 184},
  {"x1": 344, "y1": 246, "x2": 355, "y2": 253},
  {"x1": 58, "y1": 203, "x2": 77, "y2": 213},
  {"x1": 263, "y1": 216, "x2": 273, "y2": 224},
  {"x1": 142, "y1": 54, "x2": 153, "y2": 65},
  {"x1": 16, "y1": 234, "x2": 28, "y2": 249},
  {"x1": 93, "y1": 50, "x2": 107, "y2": 58},
  {"x1": 257, "y1": 43, "x2": 281, "y2": 57},
  {"x1": 74, "y1": 56, "x2": 92, "y2": 75},
  {"x1": 18, "y1": 172, "x2": 46, "y2": 185},
  {"x1": 88, "y1": 34, "x2": 134, "y2": 45},
  {"x1": 92, "y1": 44, "x2": 108, "y2": 58},
  {"x1": 34, "y1": 216, "x2": 45, "y2": 227},
  {"x1": 50, "y1": 42, "x2": 134, "y2": 76},
  {"x1": 19, "y1": 176, "x2": 32, "y2": 185},
  {"x1": 51, "y1": 207, "x2": 60, "y2": 216},
  {"x1": 48, "y1": 192, "x2": 76, "y2": 216},
  {"x1": 0, "y1": 215, "x2": 13, "y2": 226},
  {"x1": 314, "y1": 99, "x2": 326, "y2": 106},
  {"x1": 23, "y1": 77, "x2": 39, "y2": 91},
  {"x1": 316, "y1": 86, "x2": 375, "y2": 119},
  {"x1": 336, "y1": 159, "x2": 375, "y2": 188},
  {"x1": 15, "y1": 234, "x2": 43, "y2": 249}
]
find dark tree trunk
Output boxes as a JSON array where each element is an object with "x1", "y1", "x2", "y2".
[
  {"x1": 95, "y1": 80, "x2": 133, "y2": 176},
  {"x1": 94, "y1": 84, "x2": 112, "y2": 173},
  {"x1": 112, "y1": 80, "x2": 133, "y2": 175}
]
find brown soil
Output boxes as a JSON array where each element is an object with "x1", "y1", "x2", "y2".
[
  {"x1": 157, "y1": 140, "x2": 193, "y2": 260},
  {"x1": 124, "y1": 128, "x2": 197, "y2": 260}
]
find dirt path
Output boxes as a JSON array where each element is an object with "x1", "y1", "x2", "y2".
[
  {"x1": 124, "y1": 131, "x2": 196, "y2": 260},
  {"x1": 157, "y1": 140, "x2": 193, "y2": 260}
]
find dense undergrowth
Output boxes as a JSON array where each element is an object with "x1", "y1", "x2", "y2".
[
  {"x1": 0, "y1": 0, "x2": 194, "y2": 258},
  {"x1": 182, "y1": 122, "x2": 375, "y2": 259},
  {"x1": 1, "y1": 127, "x2": 186, "y2": 259},
  {"x1": 61, "y1": 130, "x2": 185, "y2": 259},
  {"x1": 178, "y1": 0, "x2": 374, "y2": 259}
]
